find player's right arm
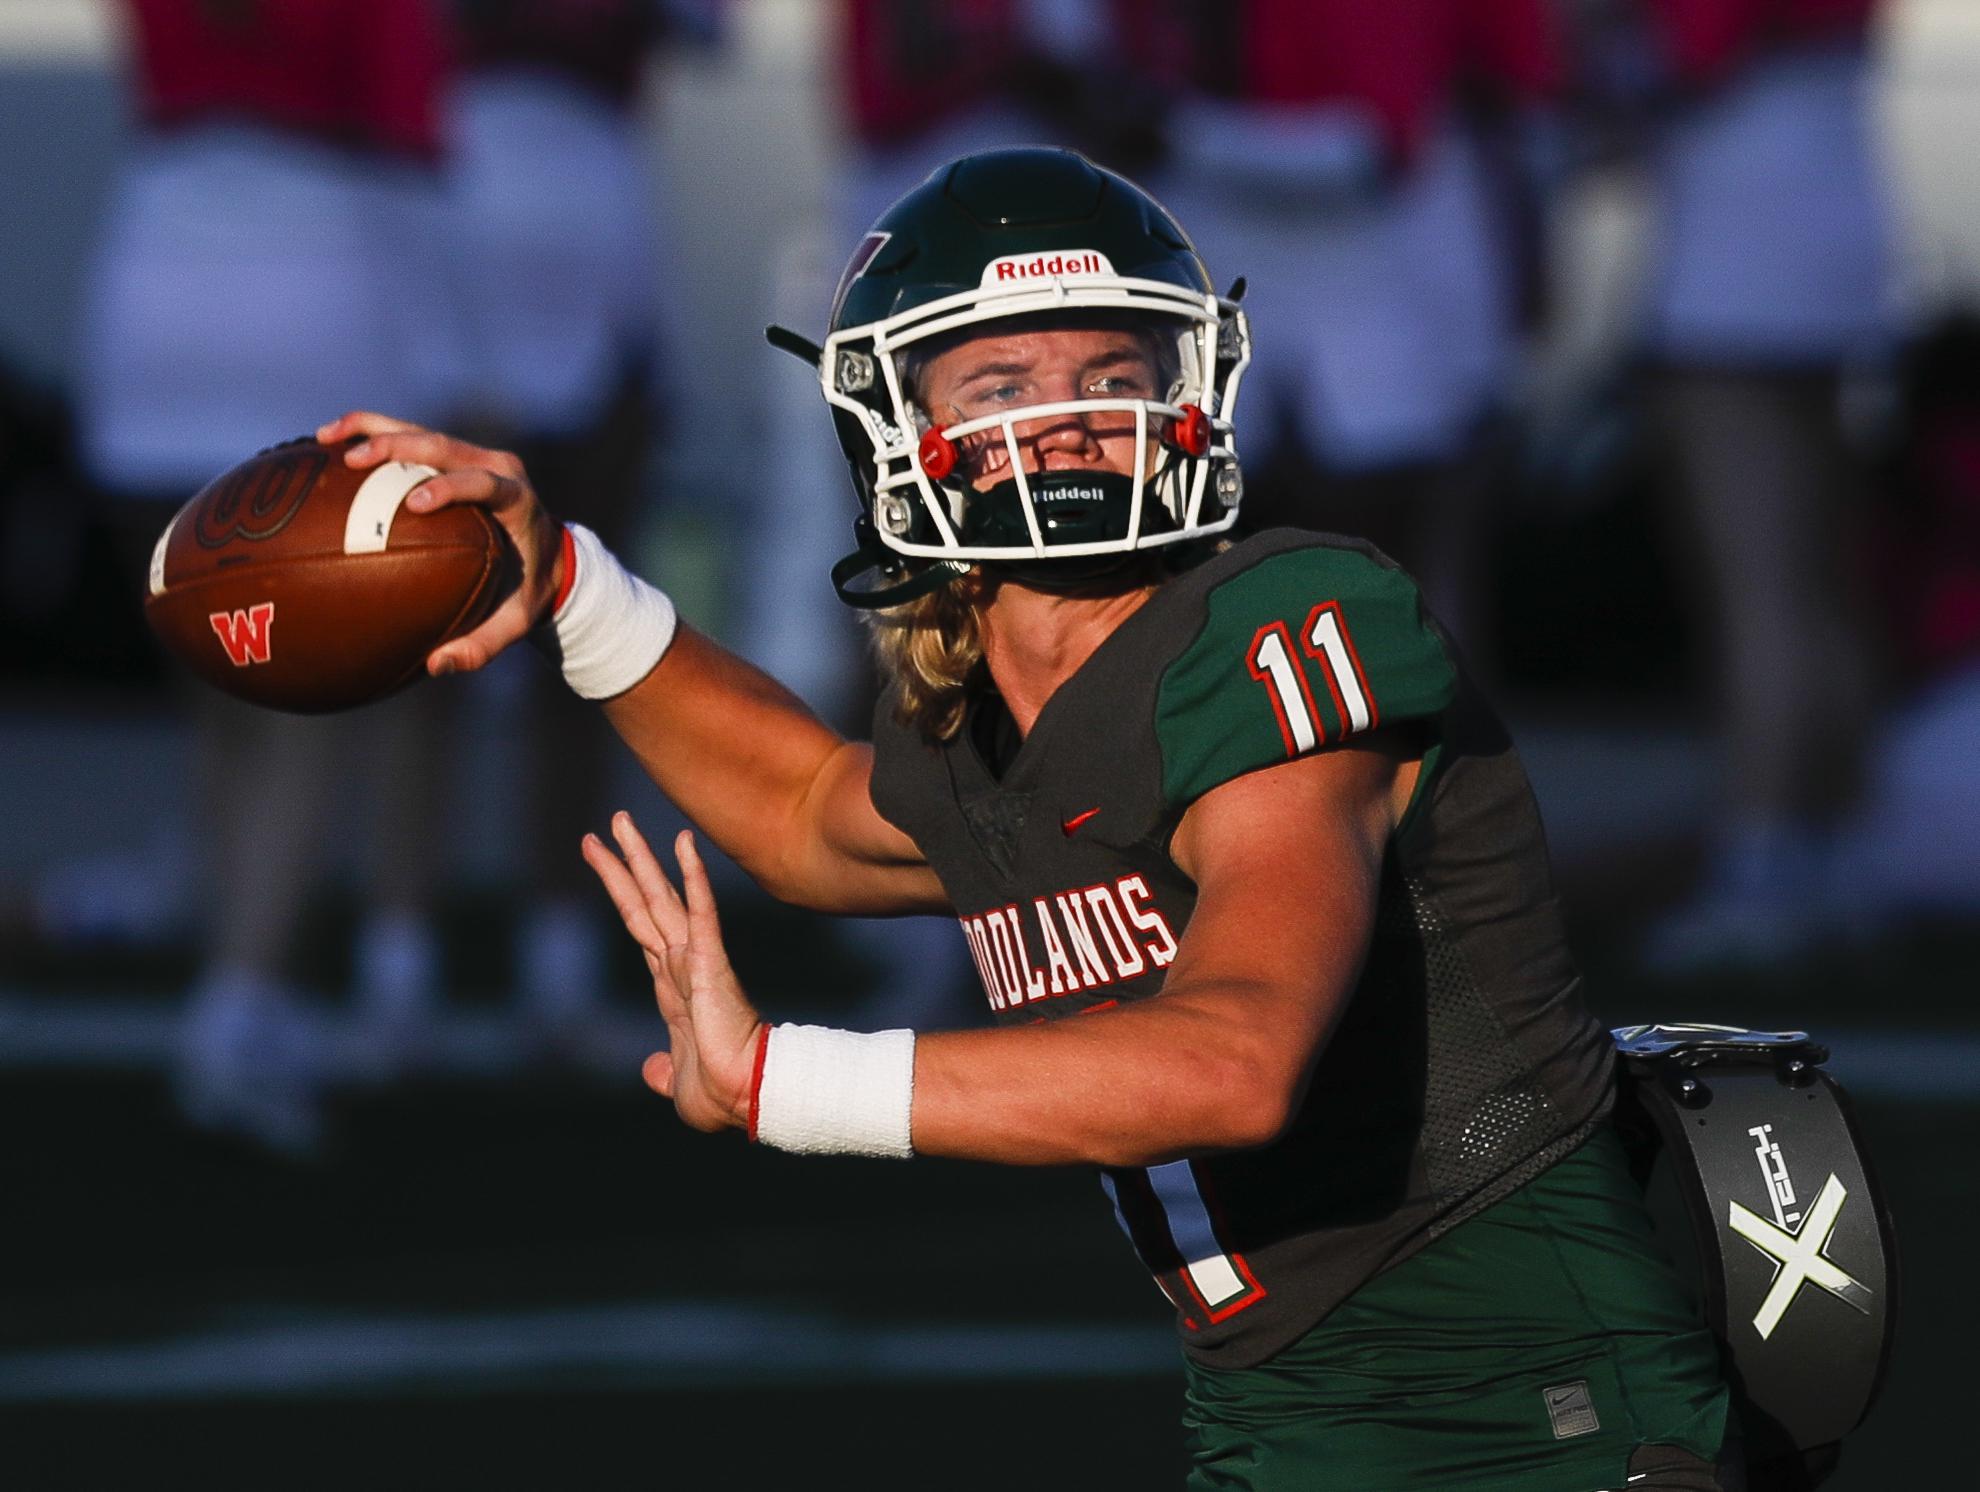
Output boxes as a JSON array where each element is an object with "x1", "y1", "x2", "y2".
[
  {"x1": 318, "y1": 411, "x2": 947, "y2": 918},
  {"x1": 601, "y1": 627, "x2": 946, "y2": 915}
]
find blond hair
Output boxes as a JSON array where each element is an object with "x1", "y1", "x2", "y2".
[
  {"x1": 862, "y1": 546, "x2": 1210, "y2": 743},
  {"x1": 862, "y1": 575, "x2": 985, "y2": 743}
]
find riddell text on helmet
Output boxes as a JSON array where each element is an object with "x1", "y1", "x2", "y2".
[{"x1": 980, "y1": 250, "x2": 1115, "y2": 287}]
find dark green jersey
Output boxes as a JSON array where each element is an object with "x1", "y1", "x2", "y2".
[{"x1": 869, "y1": 530, "x2": 1615, "y2": 1368}]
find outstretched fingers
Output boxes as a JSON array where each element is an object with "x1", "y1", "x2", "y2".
[
  {"x1": 674, "y1": 831, "x2": 736, "y2": 983},
  {"x1": 581, "y1": 828, "x2": 669, "y2": 960},
  {"x1": 583, "y1": 827, "x2": 693, "y2": 1036},
  {"x1": 613, "y1": 813, "x2": 691, "y2": 949}
]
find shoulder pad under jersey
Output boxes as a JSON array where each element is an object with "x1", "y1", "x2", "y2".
[{"x1": 1154, "y1": 535, "x2": 1456, "y2": 812}]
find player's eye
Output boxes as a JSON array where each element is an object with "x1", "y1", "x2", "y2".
[
  {"x1": 1088, "y1": 376, "x2": 1141, "y2": 397},
  {"x1": 1086, "y1": 364, "x2": 1156, "y2": 399},
  {"x1": 950, "y1": 380, "x2": 1028, "y2": 420}
]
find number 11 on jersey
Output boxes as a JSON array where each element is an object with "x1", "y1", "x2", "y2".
[{"x1": 1246, "y1": 602, "x2": 1377, "y2": 756}]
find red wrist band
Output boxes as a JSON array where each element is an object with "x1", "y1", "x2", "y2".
[
  {"x1": 551, "y1": 523, "x2": 578, "y2": 616},
  {"x1": 746, "y1": 1024, "x2": 772, "y2": 1142}
]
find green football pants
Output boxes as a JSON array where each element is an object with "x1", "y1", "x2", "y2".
[{"x1": 1182, "y1": 1127, "x2": 1732, "y2": 1491}]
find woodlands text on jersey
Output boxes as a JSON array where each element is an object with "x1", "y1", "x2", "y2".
[
  {"x1": 958, "y1": 872, "x2": 1179, "y2": 1011},
  {"x1": 870, "y1": 530, "x2": 1616, "y2": 1367}
]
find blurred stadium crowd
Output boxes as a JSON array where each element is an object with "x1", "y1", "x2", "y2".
[{"x1": 3, "y1": 0, "x2": 1977, "y2": 1149}]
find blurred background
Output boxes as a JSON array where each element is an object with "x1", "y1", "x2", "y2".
[{"x1": 2, "y1": 0, "x2": 1976, "y2": 1484}]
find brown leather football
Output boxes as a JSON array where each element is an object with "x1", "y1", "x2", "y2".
[{"x1": 144, "y1": 437, "x2": 515, "y2": 713}]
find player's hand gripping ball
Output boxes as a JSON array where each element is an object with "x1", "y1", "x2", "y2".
[{"x1": 143, "y1": 437, "x2": 516, "y2": 713}]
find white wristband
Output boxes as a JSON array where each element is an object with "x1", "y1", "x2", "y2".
[
  {"x1": 546, "y1": 523, "x2": 677, "y2": 699},
  {"x1": 749, "y1": 1025, "x2": 916, "y2": 1159}
]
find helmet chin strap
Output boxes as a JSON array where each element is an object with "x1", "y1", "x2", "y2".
[{"x1": 830, "y1": 545, "x2": 972, "y2": 609}]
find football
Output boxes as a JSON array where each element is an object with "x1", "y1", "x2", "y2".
[{"x1": 144, "y1": 437, "x2": 516, "y2": 713}]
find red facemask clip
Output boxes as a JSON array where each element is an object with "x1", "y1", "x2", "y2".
[
  {"x1": 1169, "y1": 404, "x2": 1211, "y2": 458},
  {"x1": 918, "y1": 428, "x2": 959, "y2": 480}
]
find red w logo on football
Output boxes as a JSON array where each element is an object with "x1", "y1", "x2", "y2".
[{"x1": 208, "y1": 603, "x2": 275, "y2": 667}]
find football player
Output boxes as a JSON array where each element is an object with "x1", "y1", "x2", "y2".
[{"x1": 321, "y1": 148, "x2": 1737, "y2": 1490}]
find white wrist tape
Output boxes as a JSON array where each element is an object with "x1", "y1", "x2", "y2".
[
  {"x1": 548, "y1": 523, "x2": 677, "y2": 699},
  {"x1": 750, "y1": 1025, "x2": 916, "y2": 1159}
]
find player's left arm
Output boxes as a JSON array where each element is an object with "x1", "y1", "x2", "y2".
[
  {"x1": 589, "y1": 730, "x2": 1418, "y2": 1163},
  {"x1": 909, "y1": 732, "x2": 1417, "y2": 1166}
]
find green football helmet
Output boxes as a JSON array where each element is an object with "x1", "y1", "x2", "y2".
[{"x1": 784, "y1": 147, "x2": 1251, "y2": 607}]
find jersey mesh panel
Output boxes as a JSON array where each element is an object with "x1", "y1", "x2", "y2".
[{"x1": 1400, "y1": 876, "x2": 1595, "y2": 1233}]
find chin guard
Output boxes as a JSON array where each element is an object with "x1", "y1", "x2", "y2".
[{"x1": 1612, "y1": 1024, "x2": 1898, "y2": 1487}]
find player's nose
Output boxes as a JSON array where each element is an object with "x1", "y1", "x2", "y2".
[{"x1": 1015, "y1": 405, "x2": 1099, "y2": 456}]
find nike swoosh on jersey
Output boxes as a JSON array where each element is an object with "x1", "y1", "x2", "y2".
[{"x1": 1061, "y1": 807, "x2": 1101, "y2": 835}]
